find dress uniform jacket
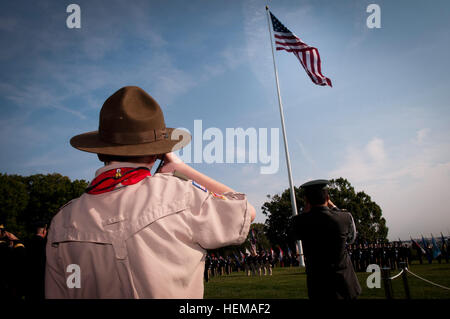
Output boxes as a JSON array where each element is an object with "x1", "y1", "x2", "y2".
[
  {"x1": 291, "y1": 206, "x2": 361, "y2": 299},
  {"x1": 45, "y1": 162, "x2": 252, "y2": 299}
]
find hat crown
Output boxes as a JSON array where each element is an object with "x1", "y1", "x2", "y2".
[
  {"x1": 99, "y1": 86, "x2": 166, "y2": 145},
  {"x1": 69, "y1": 86, "x2": 191, "y2": 156}
]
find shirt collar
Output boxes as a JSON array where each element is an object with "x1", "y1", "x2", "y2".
[
  {"x1": 310, "y1": 205, "x2": 330, "y2": 213},
  {"x1": 94, "y1": 161, "x2": 154, "y2": 178}
]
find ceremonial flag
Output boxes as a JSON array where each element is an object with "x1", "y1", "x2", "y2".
[
  {"x1": 287, "y1": 247, "x2": 292, "y2": 257},
  {"x1": 278, "y1": 247, "x2": 284, "y2": 259},
  {"x1": 233, "y1": 253, "x2": 241, "y2": 267},
  {"x1": 271, "y1": 248, "x2": 275, "y2": 259},
  {"x1": 441, "y1": 233, "x2": 448, "y2": 254},
  {"x1": 269, "y1": 10, "x2": 332, "y2": 87},
  {"x1": 245, "y1": 248, "x2": 251, "y2": 255},
  {"x1": 411, "y1": 237, "x2": 426, "y2": 255},
  {"x1": 240, "y1": 251, "x2": 245, "y2": 260},
  {"x1": 250, "y1": 228, "x2": 256, "y2": 244},
  {"x1": 431, "y1": 234, "x2": 442, "y2": 259},
  {"x1": 421, "y1": 235, "x2": 429, "y2": 249}
]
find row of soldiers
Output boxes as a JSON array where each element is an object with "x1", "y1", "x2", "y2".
[
  {"x1": 347, "y1": 238, "x2": 450, "y2": 272},
  {"x1": 204, "y1": 250, "x2": 300, "y2": 281},
  {"x1": 347, "y1": 242, "x2": 411, "y2": 272}
]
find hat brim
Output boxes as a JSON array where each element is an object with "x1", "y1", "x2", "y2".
[{"x1": 70, "y1": 128, "x2": 191, "y2": 156}]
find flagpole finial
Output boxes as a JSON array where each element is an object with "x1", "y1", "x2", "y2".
[{"x1": 265, "y1": 5, "x2": 269, "y2": 10}]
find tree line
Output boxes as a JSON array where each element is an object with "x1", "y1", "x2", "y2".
[{"x1": 0, "y1": 173, "x2": 88, "y2": 240}]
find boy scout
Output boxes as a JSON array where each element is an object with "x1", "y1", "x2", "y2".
[
  {"x1": 290, "y1": 179, "x2": 361, "y2": 300},
  {"x1": 45, "y1": 86, "x2": 255, "y2": 298}
]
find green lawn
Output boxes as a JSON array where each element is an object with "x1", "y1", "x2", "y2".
[{"x1": 204, "y1": 261, "x2": 450, "y2": 299}]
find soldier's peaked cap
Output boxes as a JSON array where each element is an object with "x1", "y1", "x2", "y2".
[{"x1": 300, "y1": 179, "x2": 330, "y2": 189}]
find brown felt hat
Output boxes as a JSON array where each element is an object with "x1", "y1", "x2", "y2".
[{"x1": 70, "y1": 86, "x2": 191, "y2": 156}]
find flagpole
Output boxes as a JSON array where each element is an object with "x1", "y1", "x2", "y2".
[{"x1": 266, "y1": 5, "x2": 304, "y2": 267}]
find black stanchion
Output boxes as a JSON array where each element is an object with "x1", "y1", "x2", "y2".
[
  {"x1": 399, "y1": 262, "x2": 411, "y2": 299},
  {"x1": 382, "y1": 267, "x2": 393, "y2": 299}
]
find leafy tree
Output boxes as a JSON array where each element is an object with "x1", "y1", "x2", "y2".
[
  {"x1": 261, "y1": 186, "x2": 303, "y2": 249},
  {"x1": 0, "y1": 173, "x2": 88, "y2": 240},
  {"x1": 262, "y1": 178, "x2": 388, "y2": 248},
  {"x1": 328, "y1": 178, "x2": 388, "y2": 243},
  {"x1": 19, "y1": 174, "x2": 88, "y2": 232},
  {"x1": 0, "y1": 174, "x2": 29, "y2": 238},
  {"x1": 249, "y1": 223, "x2": 271, "y2": 250}
]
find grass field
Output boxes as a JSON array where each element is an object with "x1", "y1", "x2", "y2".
[{"x1": 204, "y1": 261, "x2": 450, "y2": 299}]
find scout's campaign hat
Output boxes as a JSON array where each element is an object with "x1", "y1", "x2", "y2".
[{"x1": 70, "y1": 86, "x2": 191, "y2": 156}]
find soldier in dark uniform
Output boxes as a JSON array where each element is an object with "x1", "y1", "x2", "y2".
[
  {"x1": 347, "y1": 244, "x2": 354, "y2": 270},
  {"x1": 399, "y1": 243, "x2": 408, "y2": 266},
  {"x1": 368, "y1": 243, "x2": 375, "y2": 265},
  {"x1": 446, "y1": 239, "x2": 450, "y2": 264},
  {"x1": 361, "y1": 244, "x2": 367, "y2": 271},
  {"x1": 381, "y1": 243, "x2": 389, "y2": 268},
  {"x1": 0, "y1": 224, "x2": 10, "y2": 298},
  {"x1": 218, "y1": 256, "x2": 225, "y2": 276},
  {"x1": 249, "y1": 254, "x2": 257, "y2": 276},
  {"x1": 243, "y1": 253, "x2": 250, "y2": 276},
  {"x1": 442, "y1": 238, "x2": 449, "y2": 264},
  {"x1": 353, "y1": 244, "x2": 361, "y2": 271},
  {"x1": 211, "y1": 255, "x2": 218, "y2": 277},
  {"x1": 374, "y1": 243, "x2": 382, "y2": 266},
  {"x1": 0, "y1": 225, "x2": 22, "y2": 298},
  {"x1": 394, "y1": 242, "x2": 401, "y2": 268},
  {"x1": 204, "y1": 254, "x2": 211, "y2": 282},
  {"x1": 25, "y1": 221, "x2": 47, "y2": 300},
  {"x1": 290, "y1": 180, "x2": 361, "y2": 300},
  {"x1": 225, "y1": 256, "x2": 232, "y2": 275},
  {"x1": 11, "y1": 241, "x2": 27, "y2": 299},
  {"x1": 255, "y1": 251, "x2": 262, "y2": 276}
]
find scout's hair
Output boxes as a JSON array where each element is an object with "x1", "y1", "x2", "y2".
[
  {"x1": 97, "y1": 154, "x2": 161, "y2": 164},
  {"x1": 304, "y1": 186, "x2": 328, "y2": 206}
]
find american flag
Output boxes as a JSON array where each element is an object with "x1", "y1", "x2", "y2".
[{"x1": 269, "y1": 11, "x2": 332, "y2": 87}]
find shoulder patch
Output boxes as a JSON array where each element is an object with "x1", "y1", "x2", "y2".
[
  {"x1": 210, "y1": 191, "x2": 227, "y2": 200},
  {"x1": 192, "y1": 180, "x2": 207, "y2": 192}
]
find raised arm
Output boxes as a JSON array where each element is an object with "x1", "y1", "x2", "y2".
[{"x1": 159, "y1": 152, "x2": 256, "y2": 221}]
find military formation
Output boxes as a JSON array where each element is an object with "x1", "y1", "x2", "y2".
[
  {"x1": 203, "y1": 237, "x2": 450, "y2": 282},
  {"x1": 203, "y1": 249, "x2": 301, "y2": 281},
  {"x1": 346, "y1": 242, "x2": 412, "y2": 272},
  {"x1": 347, "y1": 238, "x2": 450, "y2": 272}
]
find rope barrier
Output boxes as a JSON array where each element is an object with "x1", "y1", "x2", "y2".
[
  {"x1": 405, "y1": 268, "x2": 450, "y2": 291},
  {"x1": 387, "y1": 269, "x2": 403, "y2": 280}
]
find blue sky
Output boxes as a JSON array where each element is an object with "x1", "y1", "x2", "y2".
[{"x1": 1, "y1": 0, "x2": 449, "y2": 240}]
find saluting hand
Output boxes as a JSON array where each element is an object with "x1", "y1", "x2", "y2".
[{"x1": 159, "y1": 152, "x2": 184, "y2": 174}]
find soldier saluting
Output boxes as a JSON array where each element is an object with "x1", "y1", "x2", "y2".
[{"x1": 290, "y1": 179, "x2": 361, "y2": 300}]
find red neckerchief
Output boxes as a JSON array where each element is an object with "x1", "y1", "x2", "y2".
[{"x1": 86, "y1": 167, "x2": 151, "y2": 195}]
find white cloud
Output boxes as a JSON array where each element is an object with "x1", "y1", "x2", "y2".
[
  {"x1": 365, "y1": 138, "x2": 386, "y2": 162},
  {"x1": 329, "y1": 134, "x2": 450, "y2": 241},
  {"x1": 414, "y1": 128, "x2": 430, "y2": 144}
]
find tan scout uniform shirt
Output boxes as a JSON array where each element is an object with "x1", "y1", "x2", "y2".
[{"x1": 45, "y1": 162, "x2": 252, "y2": 299}]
